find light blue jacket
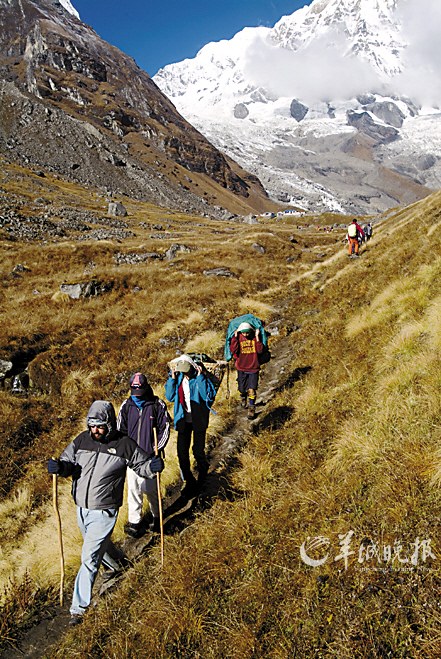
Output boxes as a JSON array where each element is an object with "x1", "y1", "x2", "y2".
[{"x1": 165, "y1": 372, "x2": 216, "y2": 430}]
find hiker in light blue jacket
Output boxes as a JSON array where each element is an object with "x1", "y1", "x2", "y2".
[{"x1": 165, "y1": 355, "x2": 216, "y2": 499}]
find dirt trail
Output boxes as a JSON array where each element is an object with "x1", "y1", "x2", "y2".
[{"x1": 2, "y1": 325, "x2": 297, "y2": 659}]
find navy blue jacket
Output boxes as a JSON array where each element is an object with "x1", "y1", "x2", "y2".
[{"x1": 117, "y1": 396, "x2": 170, "y2": 456}]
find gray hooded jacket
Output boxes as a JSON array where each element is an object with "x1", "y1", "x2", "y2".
[{"x1": 58, "y1": 400, "x2": 157, "y2": 510}]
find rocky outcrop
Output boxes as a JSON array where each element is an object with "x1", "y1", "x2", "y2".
[
  {"x1": 114, "y1": 252, "x2": 162, "y2": 265},
  {"x1": 346, "y1": 111, "x2": 399, "y2": 145},
  {"x1": 365, "y1": 101, "x2": 405, "y2": 128}
]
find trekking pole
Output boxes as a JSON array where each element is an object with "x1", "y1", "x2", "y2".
[
  {"x1": 152, "y1": 428, "x2": 164, "y2": 567},
  {"x1": 52, "y1": 457, "x2": 65, "y2": 606},
  {"x1": 226, "y1": 362, "x2": 231, "y2": 410}
]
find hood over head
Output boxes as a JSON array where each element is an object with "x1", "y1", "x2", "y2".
[{"x1": 87, "y1": 400, "x2": 117, "y2": 435}]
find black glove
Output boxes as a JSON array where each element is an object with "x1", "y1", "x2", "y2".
[
  {"x1": 48, "y1": 458, "x2": 60, "y2": 474},
  {"x1": 149, "y1": 455, "x2": 164, "y2": 474}
]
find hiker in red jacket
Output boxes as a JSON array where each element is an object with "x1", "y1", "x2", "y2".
[
  {"x1": 347, "y1": 219, "x2": 365, "y2": 256},
  {"x1": 229, "y1": 322, "x2": 264, "y2": 420}
]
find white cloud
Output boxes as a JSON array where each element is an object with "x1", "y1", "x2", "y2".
[
  {"x1": 394, "y1": 0, "x2": 441, "y2": 105},
  {"x1": 243, "y1": 0, "x2": 441, "y2": 107},
  {"x1": 243, "y1": 31, "x2": 381, "y2": 105}
]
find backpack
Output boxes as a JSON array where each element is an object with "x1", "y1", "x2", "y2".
[
  {"x1": 224, "y1": 313, "x2": 270, "y2": 362},
  {"x1": 348, "y1": 223, "x2": 357, "y2": 238}
]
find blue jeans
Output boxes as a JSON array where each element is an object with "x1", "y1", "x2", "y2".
[{"x1": 70, "y1": 507, "x2": 119, "y2": 616}]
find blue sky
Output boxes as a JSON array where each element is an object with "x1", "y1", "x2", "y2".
[{"x1": 72, "y1": 1, "x2": 312, "y2": 76}]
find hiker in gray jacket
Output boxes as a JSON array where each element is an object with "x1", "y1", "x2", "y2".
[{"x1": 47, "y1": 400, "x2": 163, "y2": 626}]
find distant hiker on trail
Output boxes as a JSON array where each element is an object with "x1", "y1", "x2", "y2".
[
  {"x1": 47, "y1": 400, "x2": 163, "y2": 626},
  {"x1": 347, "y1": 219, "x2": 365, "y2": 257},
  {"x1": 117, "y1": 372, "x2": 170, "y2": 538},
  {"x1": 165, "y1": 354, "x2": 217, "y2": 499},
  {"x1": 229, "y1": 322, "x2": 264, "y2": 420},
  {"x1": 364, "y1": 222, "x2": 373, "y2": 241}
]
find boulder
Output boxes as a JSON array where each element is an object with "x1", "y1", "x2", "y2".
[
  {"x1": 202, "y1": 267, "x2": 235, "y2": 277},
  {"x1": 416, "y1": 154, "x2": 437, "y2": 171},
  {"x1": 60, "y1": 280, "x2": 113, "y2": 299},
  {"x1": 357, "y1": 93, "x2": 376, "y2": 105},
  {"x1": 243, "y1": 214, "x2": 258, "y2": 225},
  {"x1": 165, "y1": 244, "x2": 192, "y2": 260},
  {"x1": 0, "y1": 359, "x2": 13, "y2": 379},
  {"x1": 234, "y1": 103, "x2": 249, "y2": 119},
  {"x1": 252, "y1": 243, "x2": 266, "y2": 254},
  {"x1": 290, "y1": 99, "x2": 309, "y2": 122},
  {"x1": 108, "y1": 201, "x2": 127, "y2": 217},
  {"x1": 12, "y1": 371, "x2": 29, "y2": 395},
  {"x1": 12, "y1": 263, "x2": 31, "y2": 274}
]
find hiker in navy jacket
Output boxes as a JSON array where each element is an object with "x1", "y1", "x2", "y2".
[
  {"x1": 165, "y1": 355, "x2": 217, "y2": 499},
  {"x1": 47, "y1": 400, "x2": 163, "y2": 625},
  {"x1": 117, "y1": 372, "x2": 170, "y2": 537}
]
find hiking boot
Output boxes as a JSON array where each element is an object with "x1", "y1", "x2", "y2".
[
  {"x1": 148, "y1": 517, "x2": 161, "y2": 533},
  {"x1": 240, "y1": 395, "x2": 248, "y2": 408},
  {"x1": 247, "y1": 407, "x2": 256, "y2": 420},
  {"x1": 69, "y1": 614, "x2": 83, "y2": 627},
  {"x1": 125, "y1": 522, "x2": 143, "y2": 539},
  {"x1": 181, "y1": 479, "x2": 199, "y2": 500}
]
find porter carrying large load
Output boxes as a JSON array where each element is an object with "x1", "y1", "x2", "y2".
[
  {"x1": 224, "y1": 313, "x2": 270, "y2": 362},
  {"x1": 224, "y1": 314, "x2": 270, "y2": 419}
]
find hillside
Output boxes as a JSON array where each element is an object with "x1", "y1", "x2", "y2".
[
  {"x1": 1, "y1": 169, "x2": 441, "y2": 656},
  {"x1": 0, "y1": 0, "x2": 273, "y2": 217}
]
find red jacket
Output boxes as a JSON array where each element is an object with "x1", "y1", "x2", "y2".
[{"x1": 229, "y1": 332, "x2": 264, "y2": 373}]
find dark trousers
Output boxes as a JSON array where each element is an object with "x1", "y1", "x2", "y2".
[
  {"x1": 176, "y1": 421, "x2": 209, "y2": 482},
  {"x1": 237, "y1": 370, "x2": 259, "y2": 393},
  {"x1": 237, "y1": 371, "x2": 259, "y2": 409}
]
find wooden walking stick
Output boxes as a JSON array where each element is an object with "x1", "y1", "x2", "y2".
[
  {"x1": 152, "y1": 428, "x2": 164, "y2": 567},
  {"x1": 52, "y1": 457, "x2": 65, "y2": 606}
]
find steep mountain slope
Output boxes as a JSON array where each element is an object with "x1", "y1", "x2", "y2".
[
  {"x1": 0, "y1": 0, "x2": 272, "y2": 216},
  {"x1": 154, "y1": 0, "x2": 441, "y2": 215},
  {"x1": 6, "y1": 186, "x2": 440, "y2": 657}
]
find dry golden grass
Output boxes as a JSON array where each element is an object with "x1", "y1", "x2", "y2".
[{"x1": 2, "y1": 167, "x2": 441, "y2": 656}]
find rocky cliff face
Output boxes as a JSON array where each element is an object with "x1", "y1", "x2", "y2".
[{"x1": 0, "y1": 0, "x2": 269, "y2": 214}]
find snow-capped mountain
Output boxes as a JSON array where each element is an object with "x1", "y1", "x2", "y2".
[{"x1": 154, "y1": 0, "x2": 441, "y2": 214}]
